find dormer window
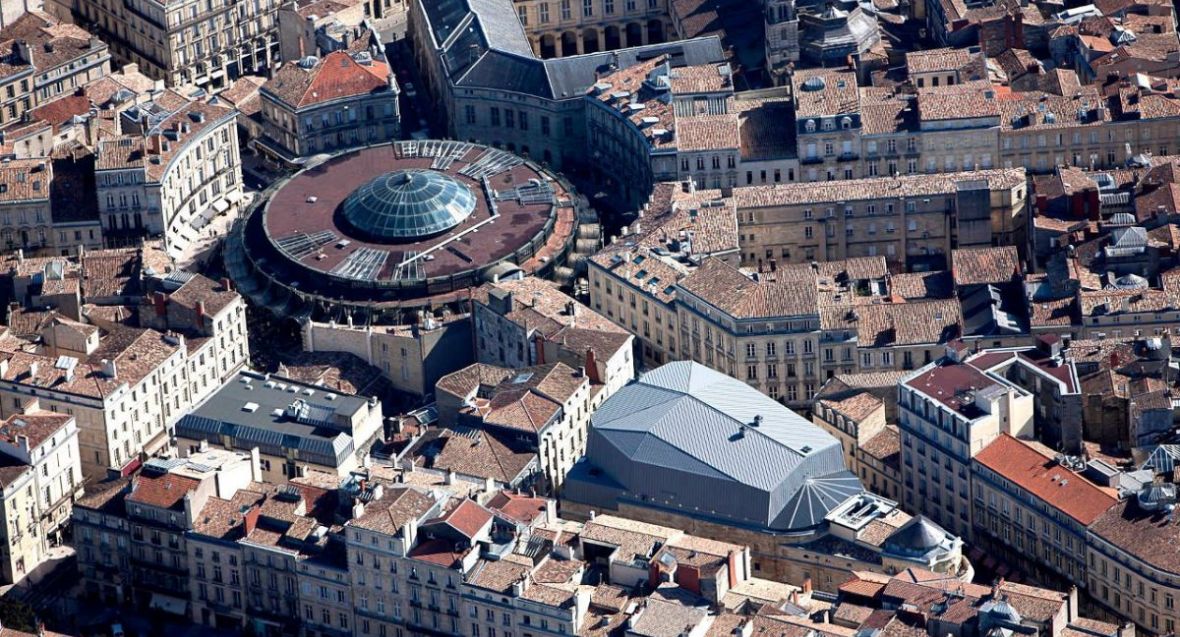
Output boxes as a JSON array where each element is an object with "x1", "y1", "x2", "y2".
[
  {"x1": 804, "y1": 119, "x2": 816, "y2": 132},
  {"x1": 841, "y1": 116, "x2": 852, "y2": 129},
  {"x1": 822, "y1": 119, "x2": 835, "y2": 131}
]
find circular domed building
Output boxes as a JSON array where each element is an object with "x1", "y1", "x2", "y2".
[{"x1": 225, "y1": 141, "x2": 591, "y2": 322}]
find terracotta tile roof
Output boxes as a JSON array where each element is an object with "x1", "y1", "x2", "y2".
[
  {"x1": 0, "y1": 349, "x2": 120, "y2": 399},
  {"x1": 792, "y1": 68, "x2": 860, "y2": 118},
  {"x1": 731, "y1": 169, "x2": 1026, "y2": 208},
  {"x1": 861, "y1": 425, "x2": 901, "y2": 463},
  {"x1": 128, "y1": 471, "x2": 200, "y2": 510},
  {"x1": 218, "y1": 75, "x2": 265, "y2": 118},
  {"x1": 668, "y1": 64, "x2": 733, "y2": 93},
  {"x1": 349, "y1": 486, "x2": 435, "y2": 534},
  {"x1": 168, "y1": 274, "x2": 238, "y2": 316},
  {"x1": 0, "y1": 158, "x2": 50, "y2": 203},
  {"x1": 427, "y1": 497, "x2": 492, "y2": 539},
  {"x1": 28, "y1": 91, "x2": 91, "y2": 131},
  {"x1": 679, "y1": 258, "x2": 819, "y2": 318},
  {"x1": 974, "y1": 434, "x2": 1117, "y2": 524},
  {"x1": 0, "y1": 411, "x2": 71, "y2": 450},
  {"x1": 854, "y1": 300, "x2": 962, "y2": 347},
  {"x1": 486, "y1": 490, "x2": 548, "y2": 525},
  {"x1": 859, "y1": 93, "x2": 914, "y2": 135},
  {"x1": 75, "y1": 475, "x2": 131, "y2": 513},
  {"x1": 952, "y1": 246, "x2": 1021, "y2": 286},
  {"x1": 477, "y1": 277, "x2": 625, "y2": 335},
  {"x1": 735, "y1": 94, "x2": 795, "y2": 161},
  {"x1": 817, "y1": 390, "x2": 883, "y2": 422},
  {"x1": 1091, "y1": 494, "x2": 1180, "y2": 574},
  {"x1": 484, "y1": 388, "x2": 561, "y2": 433},
  {"x1": 591, "y1": 57, "x2": 677, "y2": 149},
  {"x1": 676, "y1": 113, "x2": 739, "y2": 152},
  {"x1": 1030, "y1": 296, "x2": 1076, "y2": 327},
  {"x1": 580, "y1": 515, "x2": 679, "y2": 563},
  {"x1": 264, "y1": 51, "x2": 391, "y2": 109},
  {"x1": 466, "y1": 558, "x2": 531, "y2": 593},
  {"x1": 907, "y1": 47, "x2": 980, "y2": 74},
  {"x1": 918, "y1": 90, "x2": 1000, "y2": 121},
  {"x1": 887, "y1": 271, "x2": 954, "y2": 300},
  {"x1": 436, "y1": 363, "x2": 514, "y2": 400}
]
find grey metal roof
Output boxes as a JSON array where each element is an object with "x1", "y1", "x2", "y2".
[
  {"x1": 542, "y1": 38, "x2": 728, "y2": 99},
  {"x1": 176, "y1": 372, "x2": 368, "y2": 468},
  {"x1": 774, "y1": 470, "x2": 864, "y2": 530},
  {"x1": 576, "y1": 361, "x2": 859, "y2": 531},
  {"x1": 456, "y1": 50, "x2": 554, "y2": 99}
]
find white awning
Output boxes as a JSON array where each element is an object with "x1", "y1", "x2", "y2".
[
  {"x1": 149, "y1": 592, "x2": 187, "y2": 615},
  {"x1": 212, "y1": 198, "x2": 230, "y2": 213},
  {"x1": 225, "y1": 189, "x2": 243, "y2": 204}
]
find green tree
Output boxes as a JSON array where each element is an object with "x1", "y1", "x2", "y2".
[{"x1": 0, "y1": 597, "x2": 37, "y2": 632}]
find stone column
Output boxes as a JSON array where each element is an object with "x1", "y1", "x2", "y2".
[
  {"x1": 597, "y1": 28, "x2": 606, "y2": 51},
  {"x1": 576, "y1": 33, "x2": 585, "y2": 54},
  {"x1": 555, "y1": 35, "x2": 565, "y2": 56}
]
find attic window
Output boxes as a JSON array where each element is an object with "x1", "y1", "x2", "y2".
[{"x1": 512, "y1": 372, "x2": 534, "y2": 384}]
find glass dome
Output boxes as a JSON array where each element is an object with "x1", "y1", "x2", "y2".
[{"x1": 341, "y1": 169, "x2": 476, "y2": 241}]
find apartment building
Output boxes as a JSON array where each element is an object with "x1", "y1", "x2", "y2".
[
  {"x1": 125, "y1": 454, "x2": 254, "y2": 614},
  {"x1": 0, "y1": 325, "x2": 186, "y2": 477},
  {"x1": 897, "y1": 347, "x2": 1035, "y2": 539},
  {"x1": 793, "y1": 67, "x2": 865, "y2": 182},
  {"x1": 730, "y1": 168, "x2": 1027, "y2": 268},
  {"x1": 584, "y1": 56, "x2": 743, "y2": 212},
  {"x1": 0, "y1": 264, "x2": 248, "y2": 478},
  {"x1": 813, "y1": 385, "x2": 888, "y2": 477},
  {"x1": 0, "y1": 13, "x2": 111, "y2": 128},
  {"x1": 473, "y1": 276, "x2": 635, "y2": 405},
  {"x1": 75, "y1": 0, "x2": 279, "y2": 89},
  {"x1": 515, "y1": 0, "x2": 671, "y2": 58},
  {"x1": 1088, "y1": 482, "x2": 1180, "y2": 635},
  {"x1": 175, "y1": 370, "x2": 384, "y2": 483},
  {"x1": 141, "y1": 274, "x2": 251, "y2": 392},
  {"x1": 435, "y1": 361, "x2": 592, "y2": 492},
  {"x1": 589, "y1": 183, "x2": 982, "y2": 406},
  {"x1": 972, "y1": 434, "x2": 1117, "y2": 590},
  {"x1": 94, "y1": 93, "x2": 242, "y2": 260},
  {"x1": 276, "y1": 0, "x2": 369, "y2": 61},
  {"x1": 0, "y1": 411, "x2": 81, "y2": 584},
  {"x1": 836, "y1": 568, "x2": 1133, "y2": 637},
  {"x1": 257, "y1": 48, "x2": 400, "y2": 165}
]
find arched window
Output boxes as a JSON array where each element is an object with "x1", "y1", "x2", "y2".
[
  {"x1": 804, "y1": 119, "x2": 816, "y2": 132},
  {"x1": 841, "y1": 116, "x2": 852, "y2": 129}
]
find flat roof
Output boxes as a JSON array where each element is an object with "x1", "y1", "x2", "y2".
[
  {"x1": 261, "y1": 143, "x2": 569, "y2": 286},
  {"x1": 177, "y1": 372, "x2": 370, "y2": 466},
  {"x1": 903, "y1": 362, "x2": 1005, "y2": 419}
]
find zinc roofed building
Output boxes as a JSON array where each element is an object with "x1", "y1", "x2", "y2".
[
  {"x1": 564, "y1": 361, "x2": 971, "y2": 589},
  {"x1": 175, "y1": 370, "x2": 385, "y2": 484}
]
